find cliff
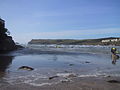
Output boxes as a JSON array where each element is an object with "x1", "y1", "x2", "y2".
[
  {"x1": 28, "y1": 37, "x2": 120, "y2": 46},
  {"x1": 0, "y1": 18, "x2": 20, "y2": 52}
]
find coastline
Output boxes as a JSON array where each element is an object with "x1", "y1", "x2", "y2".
[
  {"x1": 0, "y1": 45, "x2": 120, "y2": 90},
  {"x1": 28, "y1": 37, "x2": 120, "y2": 46}
]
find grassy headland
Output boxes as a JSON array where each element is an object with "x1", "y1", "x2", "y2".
[{"x1": 28, "y1": 37, "x2": 120, "y2": 46}]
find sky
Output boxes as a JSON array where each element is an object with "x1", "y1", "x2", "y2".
[{"x1": 0, "y1": 0, "x2": 120, "y2": 44}]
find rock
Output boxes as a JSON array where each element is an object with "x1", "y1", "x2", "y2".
[
  {"x1": 49, "y1": 76, "x2": 59, "y2": 80},
  {"x1": 18, "y1": 66, "x2": 34, "y2": 71},
  {"x1": 69, "y1": 64, "x2": 74, "y2": 66},
  {"x1": 85, "y1": 61, "x2": 90, "y2": 63},
  {"x1": 0, "y1": 18, "x2": 20, "y2": 53},
  {"x1": 106, "y1": 75, "x2": 111, "y2": 78},
  {"x1": 15, "y1": 45, "x2": 24, "y2": 50},
  {"x1": 107, "y1": 80, "x2": 120, "y2": 83}
]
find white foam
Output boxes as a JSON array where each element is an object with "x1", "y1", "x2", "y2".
[
  {"x1": 26, "y1": 82, "x2": 52, "y2": 87},
  {"x1": 23, "y1": 78, "x2": 52, "y2": 87},
  {"x1": 78, "y1": 72, "x2": 108, "y2": 78},
  {"x1": 78, "y1": 74, "x2": 98, "y2": 77},
  {"x1": 4, "y1": 72, "x2": 48, "y2": 85},
  {"x1": 56, "y1": 73, "x2": 76, "y2": 77}
]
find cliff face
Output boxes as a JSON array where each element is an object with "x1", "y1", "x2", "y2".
[{"x1": 0, "y1": 18, "x2": 16, "y2": 52}]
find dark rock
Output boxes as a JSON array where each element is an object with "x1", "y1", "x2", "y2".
[
  {"x1": 69, "y1": 64, "x2": 74, "y2": 66},
  {"x1": 18, "y1": 66, "x2": 34, "y2": 71},
  {"x1": 0, "y1": 18, "x2": 19, "y2": 52},
  {"x1": 49, "y1": 76, "x2": 59, "y2": 80},
  {"x1": 107, "y1": 80, "x2": 120, "y2": 83},
  {"x1": 85, "y1": 61, "x2": 90, "y2": 63},
  {"x1": 15, "y1": 45, "x2": 24, "y2": 50},
  {"x1": 106, "y1": 75, "x2": 111, "y2": 77}
]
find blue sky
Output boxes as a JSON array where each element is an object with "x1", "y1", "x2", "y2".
[{"x1": 0, "y1": 0, "x2": 120, "y2": 43}]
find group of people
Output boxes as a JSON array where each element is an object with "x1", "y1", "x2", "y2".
[{"x1": 111, "y1": 47, "x2": 120, "y2": 64}]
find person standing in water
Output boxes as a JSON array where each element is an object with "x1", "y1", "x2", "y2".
[{"x1": 111, "y1": 47, "x2": 119, "y2": 64}]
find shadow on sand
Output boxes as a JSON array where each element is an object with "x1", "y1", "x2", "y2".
[{"x1": 0, "y1": 55, "x2": 14, "y2": 78}]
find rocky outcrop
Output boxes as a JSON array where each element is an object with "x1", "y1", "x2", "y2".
[{"x1": 0, "y1": 18, "x2": 18, "y2": 52}]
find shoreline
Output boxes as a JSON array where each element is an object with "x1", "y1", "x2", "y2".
[{"x1": 0, "y1": 46, "x2": 120, "y2": 90}]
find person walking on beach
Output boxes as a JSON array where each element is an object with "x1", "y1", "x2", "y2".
[{"x1": 111, "y1": 47, "x2": 119, "y2": 64}]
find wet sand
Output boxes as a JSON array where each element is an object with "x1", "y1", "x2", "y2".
[
  {"x1": 1, "y1": 77, "x2": 120, "y2": 90},
  {"x1": 0, "y1": 46, "x2": 120, "y2": 90}
]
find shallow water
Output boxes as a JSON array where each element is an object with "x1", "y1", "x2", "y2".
[{"x1": 0, "y1": 45, "x2": 120, "y2": 87}]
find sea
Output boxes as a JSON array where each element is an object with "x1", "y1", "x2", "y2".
[{"x1": 0, "y1": 44, "x2": 120, "y2": 87}]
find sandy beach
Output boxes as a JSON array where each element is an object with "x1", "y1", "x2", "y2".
[
  {"x1": 0, "y1": 45, "x2": 120, "y2": 90},
  {"x1": 1, "y1": 76, "x2": 120, "y2": 90}
]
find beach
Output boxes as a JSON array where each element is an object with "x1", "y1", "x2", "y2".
[
  {"x1": 0, "y1": 45, "x2": 120, "y2": 90},
  {"x1": 1, "y1": 77, "x2": 120, "y2": 90}
]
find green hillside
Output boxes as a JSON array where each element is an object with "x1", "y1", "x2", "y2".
[{"x1": 28, "y1": 37, "x2": 120, "y2": 46}]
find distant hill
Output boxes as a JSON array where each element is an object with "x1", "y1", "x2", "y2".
[{"x1": 28, "y1": 37, "x2": 120, "y2": 46}]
